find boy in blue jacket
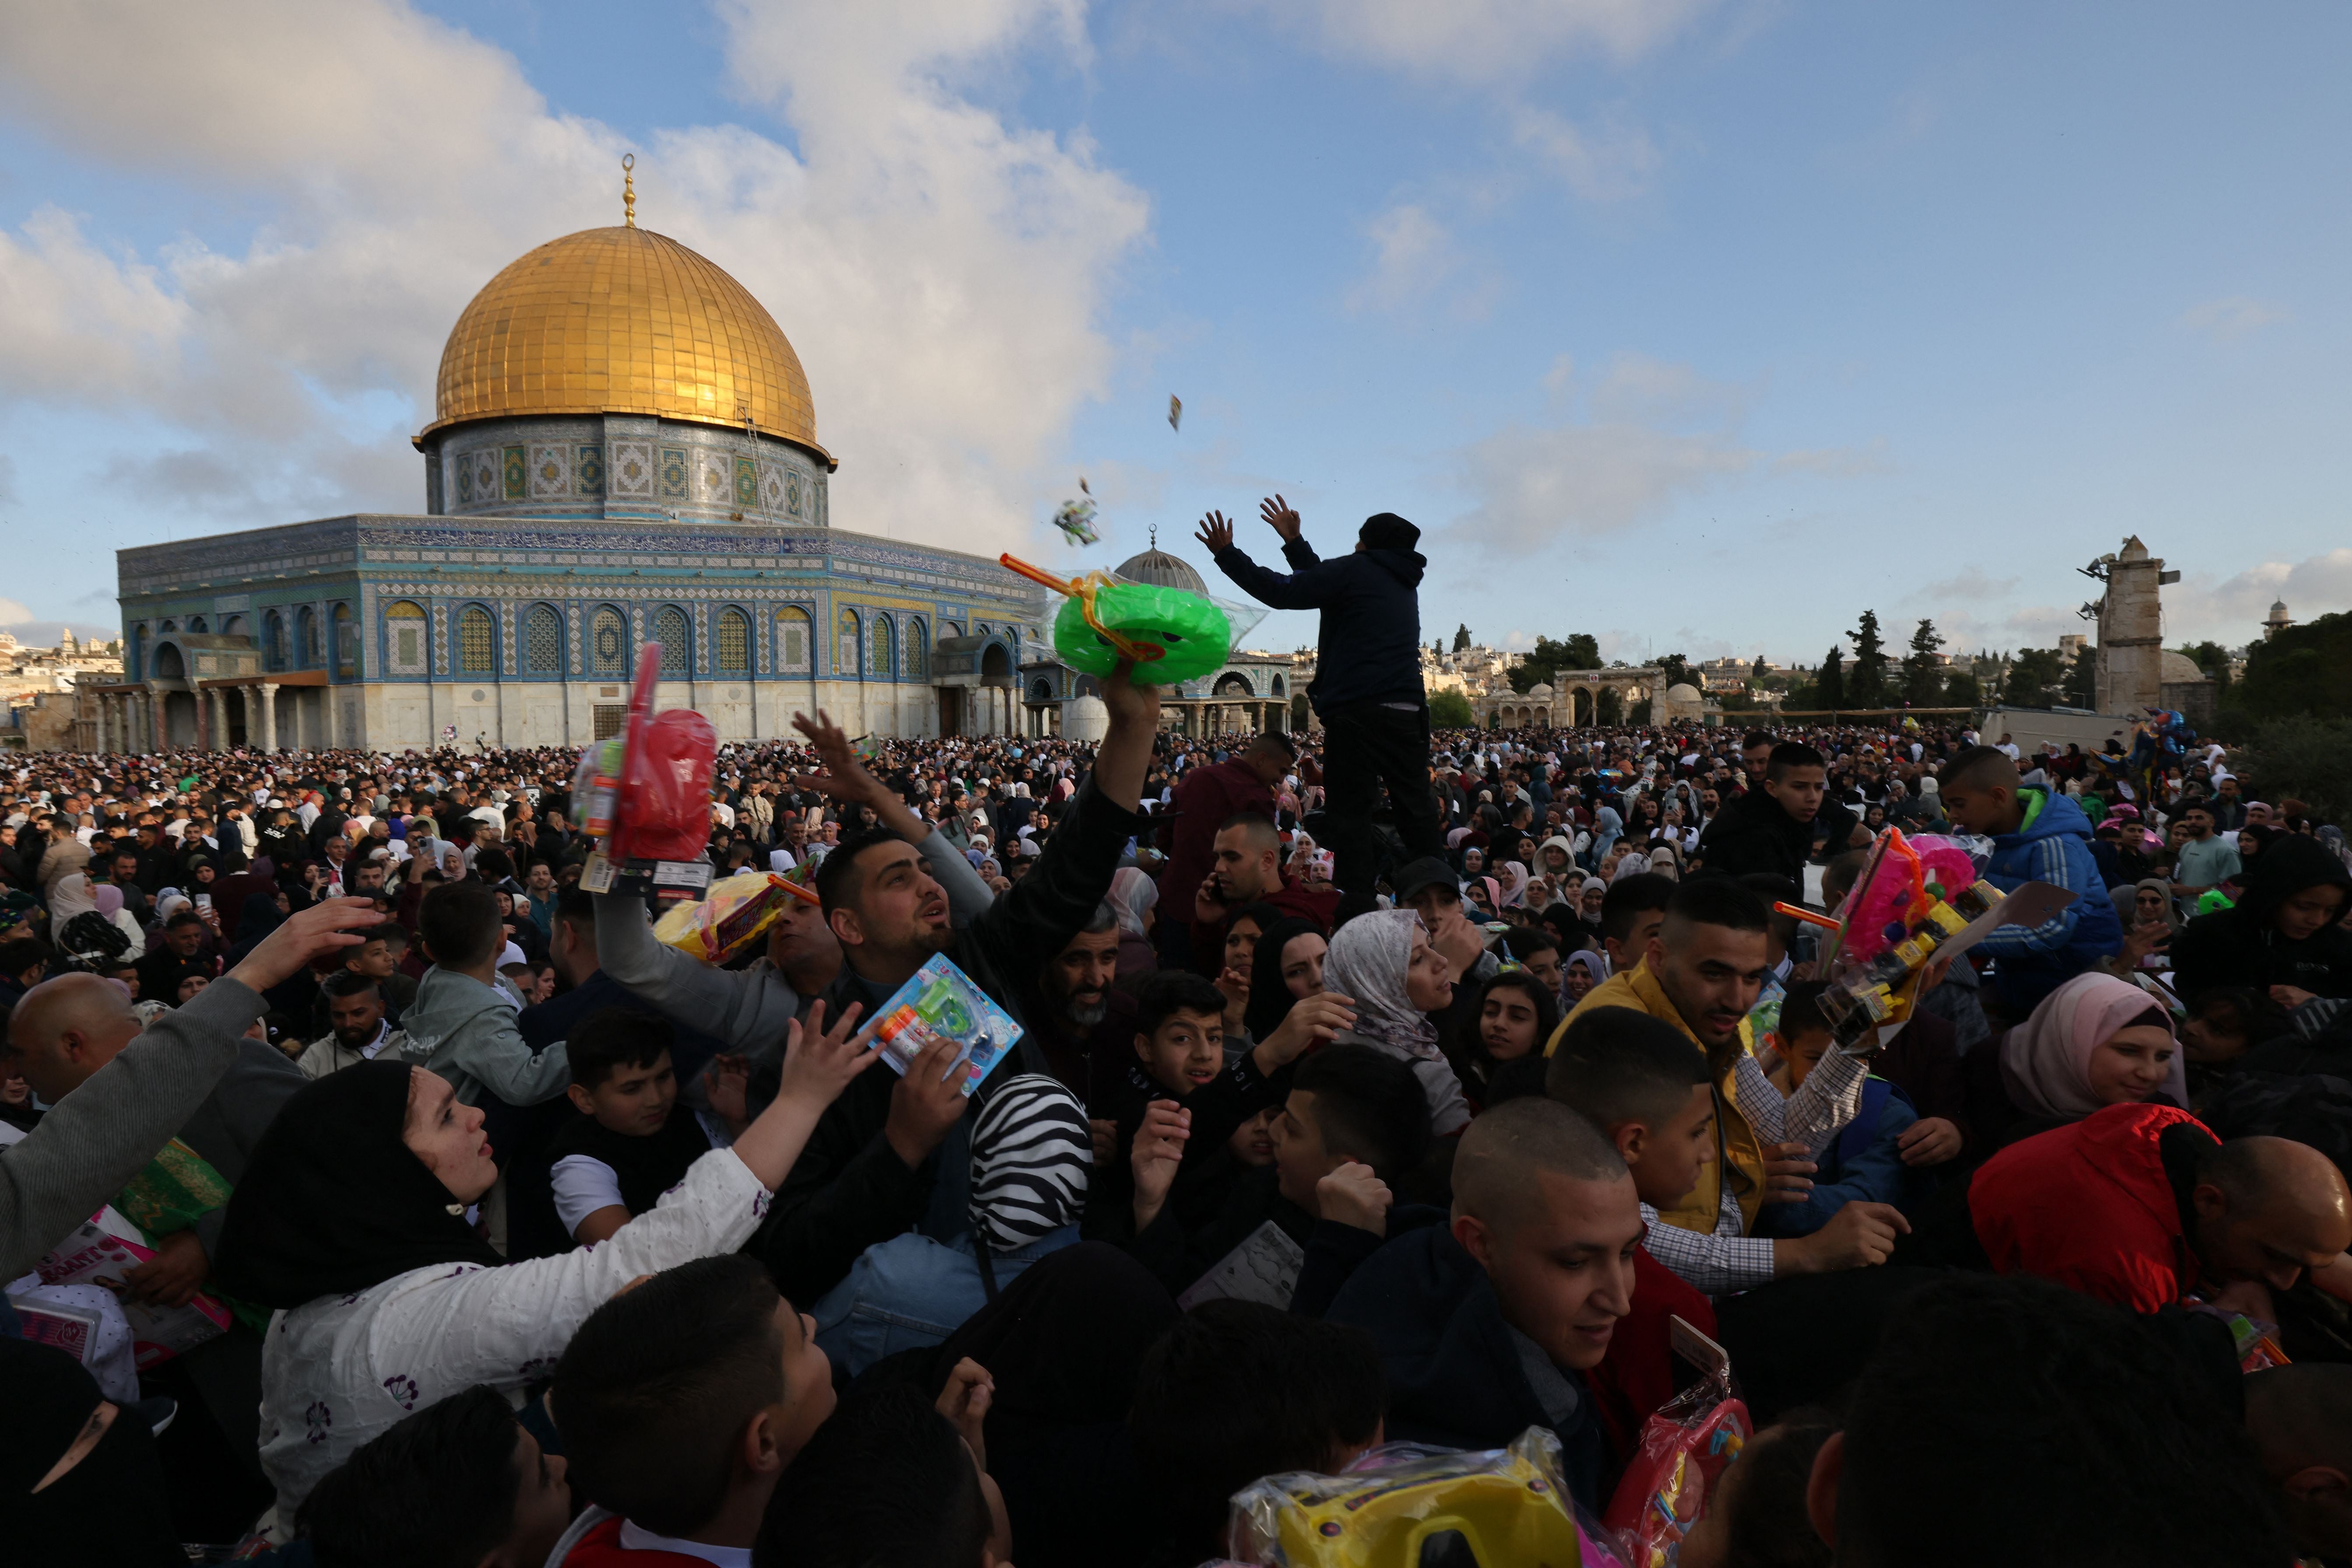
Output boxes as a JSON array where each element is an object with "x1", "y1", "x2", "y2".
[{"x1": 1936, "y1": 746, "x2": 2121, "y2": 1016}]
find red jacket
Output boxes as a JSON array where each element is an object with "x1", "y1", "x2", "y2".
[
  {"x1": 556, "y1": 1514, "x2": 714, "y2": 1566},
  {"x1": 1155, "y1": 759, "x2": 1275, "y2": 913},
  {"x1": 1588, "y1": 1246, "x2": 1717, "y2": 1462},
  {"x1": 1969, "y1": 1101, "x2": 2208, "y2": 1313}
]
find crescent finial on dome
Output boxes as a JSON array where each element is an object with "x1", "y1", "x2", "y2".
[{"x1": 622, "y1": 153, "x2": 636, "y2": 228}]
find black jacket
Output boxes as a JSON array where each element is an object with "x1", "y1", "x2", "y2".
[
  {"x1": 2170, "y1": 835, "x2": 2352, "y2": 1001},
  {"x1": 1694, "y1": 788, "x2": 1808, "y2": 882},
  {"x1": 748, "y1": 776, "x2": 1148, "y2": 1303},
  {"x1": 1212, "y1": 537, "x2": 1425, "y2": 713},
  {"x1": 1324, "y1": 1224, "x2": 1610, "y2": 1510}
]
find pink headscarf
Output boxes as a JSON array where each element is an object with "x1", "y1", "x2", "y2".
[
  {"x1": 1998, "y1": 973, "x2": 2184, "y2": 1122},
  {"x1": 94, "y1": 884, "x2": 125, "y2": 919}
]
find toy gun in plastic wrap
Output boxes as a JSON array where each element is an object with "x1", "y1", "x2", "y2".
[
  {"x1": 574, "y1": 645, "x2": 720, "y2": 899},
  {"x1": 1800, "y1": 826, "x2": 2079, "y2": 1053}
]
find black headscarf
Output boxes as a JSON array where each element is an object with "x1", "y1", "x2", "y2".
[
  {"x1": 0, "y1": 1337, "x2": 181, "y2": 1567},
  {"x1": 213, "y1": 1060, "x2": 502, "y2": 1310},
  {"x1": 1244, "y1": 916, "x2": 1327, "y2": 1043}
]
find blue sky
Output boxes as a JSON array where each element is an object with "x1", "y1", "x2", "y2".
[{"x1": 1, "y1": 0, "x2": 2346, "y2": 666}]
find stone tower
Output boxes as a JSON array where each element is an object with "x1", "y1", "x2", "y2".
[{"x1": 2089, "y1": 537, "x2": 2174, "y2": 713}]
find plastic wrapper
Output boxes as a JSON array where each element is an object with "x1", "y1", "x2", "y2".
[
  {"x1": 998, "y1": 555, "x2": 1266, "y2": 684},
  {"x1": 870, "y1": 955, "x2": 1022, "y2": 1098},
  {"x1": 652, "y1": 869, "x2": 817, "y2": 965},
  {"x1": 1816, "y1": 827, "x2": 2001, "y2": 1047},
  {"x1": 1601, "y1": 1321, "x2": 1751, "y2": 1568},
  {"x1": 1223, "y1": 1428, "x2": 1594, "y2": 1567},
  {"x1": 571, "y1": 648, "x2": 718, "y2": 864}
]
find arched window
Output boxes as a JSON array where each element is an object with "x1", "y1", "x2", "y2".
[
  {"x1": 332, "y1": 603, "x2": 356, "y2": 678},
  {"x1": 159, "y1": 620, "x2": 179, "y2": 634},
  {"x1": 219, "y1": 615, "x2": 245, "y2": 640},
  {"x1": 838, "y1": 609, "x2": 861, "y2": 678},
  {"x1": 523, "y1": 605, "x2": 563, "y2": 676},
  {"x1": 871, "y1": 614, "x2": 896, "y2": 679},
  {"x1": 776, "y1": 607, "x2": 812, "y2": 672},
  {"x1": 457, "y1": 606, "x2": 495, "y2": 675},
  {"x1": 591, "y1": 607, "x2": 628, "y2": 677},
  {"x1": 717, "y1": 608, "x2": 750, "y2": 676},
  {"x1": 385, "y1": 601, "x2": 427, "y2": 676},
  {"x1": 907, "y1": 618, "x2": 928, "y2": 680},
  {"x1": 187, "y1": 615, "x2": 208, "y2": 634},
  {"x1": 654, "y1": 607, "x2": 690, "y2": 676},
  {"x1": 296, "y1": 607, "x2": 318, "y2": 668},
  {"x1": 130, "y1": 626, "x2": 148, "y2": 682},
  {"x1": 262, "y1": 610, "x2": 286, "y2": 672}
]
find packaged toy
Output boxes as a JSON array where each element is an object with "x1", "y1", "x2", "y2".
[
  {"x1": 998, "y1": 554, "x2": 1264, "y2": 684},
  {"x1": 570, "y1": 644, "x2": 718, "y2": 875},
  {"x1": 869, "y1": 954, "x2": 1022, "y2": 1098},
  {"x1": 652, "y1": 868, "x2": 819, "y2": 966},
  {"x1": 1224, "y1": 1427, "x2": 1598, "y2": 1567},
  {"x1": 1602, "y1": 1318, "x2": 1751, "y2": 1568}
]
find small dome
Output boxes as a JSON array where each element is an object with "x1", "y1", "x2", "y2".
[
  {"x1": 1526, "y1": 682, "x2": 1555, "y2": 698},
  {"x1": 1113, "y1": 548, "x2": 1207, "y2": 595},
  {"x1": 1666, "y1": 682, "x2": 1702, "y2": 702},
  {"x1": 2269, "y1": 599, "x2": 2290, "y2": 619},
  {"x1": 2160, "y1": 650, "x2": 2209, "y2": 682}
]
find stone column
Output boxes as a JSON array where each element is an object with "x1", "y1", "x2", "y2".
[
  {"x1": 204, "y1": 688, "x2": 224, "y2": 751},
  {"x1": 259, "y1": 682, "x2": 280, "y2": 752},
  {"x1": 149, "y1": 690, "x2": 168, "y2": 752}
]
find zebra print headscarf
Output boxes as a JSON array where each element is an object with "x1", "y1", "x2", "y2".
[{"x1": 967, "y1": 1074, "x2": 1092, "y2": 1253}]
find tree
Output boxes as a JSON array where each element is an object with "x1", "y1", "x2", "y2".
[
  {"x1": 2061, "y1": 648, "x2": 2097, "y2": 709},
  {"x1": 1452, "y1": 623, "x2": 1472, "y2": 653},
  {"x1": 1506, "y1": 633, "x2": 1604, "y2": 693},
  {"x1": 1656, "y1": 653, "x2": 1692, "y2": 691},
  {"x1": 2236, "y1": 717, "x2": 2352, "y2": 823},
  {"x1": 1818, "y1": 646, "x2": 1847, "y2": 709},
  {"x1": 2233, "y1": 612, "x2": 2352, "y2": 721},
  {"x1": 2180, "y1": 640, "x2": 2234, "y2": 698},
  {"x1": 1596, "y1": 686, "x2": 1625, "y2": 726},
  {"x1": 1942, "y1": 669, "x2": 1982, "y2": 708},
  {"x1": 1428, "y1": 689, "x2": 1475, "y2": 728},
  {"x1": 2003, "y1": 648, "x2": 2068, "y2": 708},
  {"x1": 1902, "y1": 619, "x2": 1946, "y2": 706},
  {"x1": 1752, "y1": 656, "x2": 1769, "y2": 681},
  {"x1": 1847, "y1": 611, "x2": 1889, "y2": 707}
]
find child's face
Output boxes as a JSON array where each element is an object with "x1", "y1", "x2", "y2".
[
  {"x1": 350, "y1": 938, "x2": 396, "y2": 980},
  {"x1": 1134, "y1": 1008, "x2": 1225, "y2": 1098},
  {"x1": 1936, "y1": 781, "x2": 2009, "y2": 835},
  {"x1": 2180, "y1": 1008, "x2": 2250, "y2": 1066},
  {"x1": 1780, "y1": 1026, "x2": 1834, "y2": 1092},
  {"x1": 1478, "y1": 988, "x2": 1543, "y2": 1063},
  {"x1": 1618, "y1": 1082, "x2": 1717, "y2": 1211},
  {"x1": 1228, "y1": 1106, "x2": 1279, "y2": 1167},
  {"x1": 1272, "y1": 1088, "x2": 1345, "y2": 1212},
  {"x1": 570, "y1": 1050, "x2": 679, "y2": 1135},
  {"x1": 765, "y1": 1300, "x2": 836, "y2": 1469}
]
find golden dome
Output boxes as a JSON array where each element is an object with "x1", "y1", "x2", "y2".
[{"x1": 424, "y1": 225, "x2": 826, "y2": 462}]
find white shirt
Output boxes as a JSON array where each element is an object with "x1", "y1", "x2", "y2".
[
  {"x1": 255, "y1": 1148, "x2": 772, "y2": 1530},
  {"x1": 550, "y1": 1114, "x2": 729, "y2": 1236}
]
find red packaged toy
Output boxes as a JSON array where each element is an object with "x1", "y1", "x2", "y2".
[
  {"x1": 603, "y1": 646, "x2": 717, "y2": 865},
  {"x1": 1602, "y1": 1317, "x2": 1752, "y2": 1568}
]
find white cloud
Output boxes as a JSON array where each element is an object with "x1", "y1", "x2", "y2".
[
  {"x1": 1238, "y1": 0, "x2": 1716, "y2": 84},
  {"x1": 1452, "y1": 420, "x2": 1757, "y2": 550},
  {"x1": 2179, "y1": 295, "x2": 2289, "y2": 342},
  {"x1": 2163, "y1": 549, "x2": 2352, "y2": 644},
  {"x1": 1344, "y1": 204, "x2": 1464, "y2": 314},
  {"x1": 1507, "y1": 105, "x2": 1661, "y2": 202},
  {"x1": 0, "y1": 0, "x2": 1148, "y2": 557},
  {"x1": 0, "y1": 599, "x2": 33, "y2": 624}
]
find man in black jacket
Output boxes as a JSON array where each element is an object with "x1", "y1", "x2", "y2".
[
  {"x1": 1693, "y1": 740, "x2": 1858, "y2": 883},
  {"x1": 1198, "y1": 496, "x2": 1444, "y2": 906},
  {"x1": 752, "y1": 668, "x2": 1159, "y2": 1299}
]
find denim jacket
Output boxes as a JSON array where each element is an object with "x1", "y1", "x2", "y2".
[{"x1": 810, "y1": 1222, "x2": 1081, "y2": 1377}]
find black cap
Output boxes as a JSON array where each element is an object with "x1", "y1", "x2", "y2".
[
  {"x1": 1390, "y1": 857, "x2": 1460, "y2": 903},
  {"x1": 1358, "y1": 512, "x2": 1420, "y2": 552}
]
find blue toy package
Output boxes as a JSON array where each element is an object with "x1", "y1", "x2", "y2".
[{"x1": 869, "y1": 954, "x2": 1022, "y2": 1097}]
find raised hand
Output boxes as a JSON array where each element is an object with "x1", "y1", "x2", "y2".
[
  {"x1": 225, "y1": 896, "x2": 384, "y2": 993},
  {"x1": 788, "y1": 709, "x2": 882, "y2": 806},
  {"x1": 1761, "y1": 1140, "x2": 1818, "y2": 1203},
  {"x1": 1131, "y1": 1098, "x2": 1191, "y2": 1231},
  {"x1": 884, "y1": 1030, "x2": 973, "y2": 1168},
  {"x1": 934, "y1": 1358, "x2": 996, "y2": 1472},
  {"x1": 1257, "y1": 990, "x2": 1358, "y2": 1071},
  {"x1": 1260, "y1": 494, "x2": 1301, "y2": 542},
  {"x1": 1315, "y1": 1161, "x2": 1393, "y2": 1236},
  {"x1": 775, "y1": 1001, "x2": 882, "y2": 1112},
  {"x1": 702, "y1": 1053, "x2": 753, "y2": 1133},
  {"x1": 1194, "y1": 511, "x2": 1236, "y2": 555}
]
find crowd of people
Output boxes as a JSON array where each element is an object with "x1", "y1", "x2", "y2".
[{"x1": 5, "y1": 496, "x2": 2352, "y2": 1567}]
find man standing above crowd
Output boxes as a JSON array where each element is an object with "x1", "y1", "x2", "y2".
[{"x1": 1199, "y1": 495, "x2": 1444, "y2": 908}]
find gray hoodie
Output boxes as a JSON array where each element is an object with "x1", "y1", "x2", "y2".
[{"x1": 396, "y1": 966, "x2": 567, "y2": 1107}]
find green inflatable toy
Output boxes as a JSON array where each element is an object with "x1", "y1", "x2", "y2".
[{"x1": 1002, "y1": 555, "x2": 1239, "y2": 683}]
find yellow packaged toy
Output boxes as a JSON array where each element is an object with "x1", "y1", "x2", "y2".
[
  {"x1": 651, "y1": 868, "x2": 818, "y2": 966},
  {"x1": 1222, "y1": 1427, "x2": 1606, "y2": 1568}
]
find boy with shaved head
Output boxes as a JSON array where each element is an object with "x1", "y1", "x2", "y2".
[{"x1": 1324, "y1": 1097, "x2": 1642, "y2": 1508}]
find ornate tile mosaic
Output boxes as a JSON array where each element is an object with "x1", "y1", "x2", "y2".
[
  {"x1": 611, "y1": 441, "x2": 653, "y2": 497},
  {"x1": 575, "y1": 445, "x2": 605, "y2": 496},
  {"x1": 529, "y1": 444, "x2": 571, "y2": 499}
]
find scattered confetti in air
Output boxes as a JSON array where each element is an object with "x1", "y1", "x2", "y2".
[{"x1": 1168, "y1": 395, "x2": 1182, "y2": 432}]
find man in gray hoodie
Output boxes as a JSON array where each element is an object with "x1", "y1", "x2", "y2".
[{"x1": 399, "y1": 878, "x2": 570, "y2": 1107}]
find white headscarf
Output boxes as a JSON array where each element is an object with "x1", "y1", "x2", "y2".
[
  {"x1": 1107, "y1": 866, "x2": 1158, "y2": 939},
  {"x1": 1323, "y1": 908, "x2": 1441, "y2": 1058}
]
